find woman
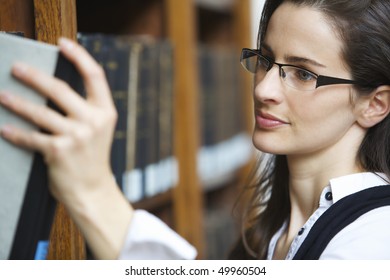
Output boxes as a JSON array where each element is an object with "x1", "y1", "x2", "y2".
[
  {"x1": 1, "y1": 0, "x2": 390, "y2": 259},
  {"x1": 231, "y1": 0, "x2": 390, "y2": 259}
]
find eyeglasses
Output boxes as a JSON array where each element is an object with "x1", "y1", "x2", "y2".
[{"x1": 240, "y1": 48, "x2": 358, "y2": 91}]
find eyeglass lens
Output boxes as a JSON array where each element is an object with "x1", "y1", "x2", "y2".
[{"x1": 241, "y1": 50, "x2": 318, "y2": 91}]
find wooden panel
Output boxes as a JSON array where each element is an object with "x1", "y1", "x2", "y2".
[
  {"x1": 76, "y1": 0, "x2": 164, "y2": 37},
  {"x1": 0, "y1": 0, "x2": 35, "y2": 38},
  {"x1": 46, "y1": 205, "x2": 85, "y2": 259},
  {"x1": 165, "y1": 0, "x2": 205, "y2": 258},
  {"x1": 33, "y1": 0, "x2": 85, "y2": 260},
  {"x1": 34, "y1": 0, "x2": 77, "y2": 43}
]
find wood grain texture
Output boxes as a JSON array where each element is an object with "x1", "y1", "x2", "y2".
[
  {"x1": 33, "y1": 0, "x2": 85, "y2": 260},
  {"x1": 46, "y1": 204, "x2": 85, "y2": 259},
  {"x1": 165, "y1": 0, "x2": 205, "y2": 259},
  {"x1": 34, "y1": 0, "x2": 77, "y2": 43},
  {"x1": 0, "y1": 0, "x2": 35, "y2": 38}
]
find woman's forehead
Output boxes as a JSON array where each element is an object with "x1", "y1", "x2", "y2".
[{"x1": 263, "y1": 2, "x2": 345, "y2": 70}]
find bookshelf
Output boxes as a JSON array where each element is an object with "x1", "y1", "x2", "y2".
[
  {"x1": 0, "y1": 0, "x2": 253, "y2": 259},
  {"x1": 195, "y1": 0, "x2": 255, "y2": 259},
  {"x1": 0, "y1": 0, "x2": 84, "y2": 259}
]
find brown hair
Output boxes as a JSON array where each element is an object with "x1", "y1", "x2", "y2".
[{"x1": 229, "y1": 0, "x2": 390, "y2": 259}]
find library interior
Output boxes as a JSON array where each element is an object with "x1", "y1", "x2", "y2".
[{"x1": 0, "y1": 0, "x2": 262, "y2": 259}]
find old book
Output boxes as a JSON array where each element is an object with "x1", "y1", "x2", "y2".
[
  {"x1": 0, "y1": 33, "x2": 82, "y2": 259},
  {"x1": 78, "y1": 33, "x2": 130, "y2": 193},
  {"x1": 197, "y1": 45, "x2": 252, "y2": 189},
  {"x1": 197, "y1": 45, "x2": 219, "y2": 185},
  {"x1": 78, "y1": 34, "x2": 144, "y2": 202},
  {"x1": 156, "y1": 40, "x2": 177, "y2": 194},
  {"x1": 78, "y1": 33, "x2": 177, "y2": 202},
  {"x1": 123, "y1": 40, "x2": 143, "y2": 202},
  {"x1": 137, "y1": 40, "x2": 160, "y2": 198},
  {"x1": 130, "y1": 38, "x2": 177, "y2": 199}
]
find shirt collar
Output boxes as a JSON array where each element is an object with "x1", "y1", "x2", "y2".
[{"x1": 329, "y1": 172, "x2": 389, "y2": 204}]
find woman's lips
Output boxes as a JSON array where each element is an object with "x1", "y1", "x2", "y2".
[{"x1": 255, "y1": 111, "x2": 289, "y2": 129}]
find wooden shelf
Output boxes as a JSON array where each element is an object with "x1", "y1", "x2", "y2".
[
  {"x1": 133, "y1": 190, "x2": 172, "y2": 211},
  {"x1": 195, "y1": 0, "x2": 235, "y2": 12},
  {"x1": 76, "y1": 0, "x2": 165, "y2": 37},
  {"x1": 1, "y1": 0, "x2": 253, "y2": 260},
  {"x1": 0, "y1": 0, "x2": 85, "y2": 260}
]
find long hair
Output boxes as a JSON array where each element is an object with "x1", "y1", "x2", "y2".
[{"x1": 229, "y1": 0, "x2": 390, "y2": 259}]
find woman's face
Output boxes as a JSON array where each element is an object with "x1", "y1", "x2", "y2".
[{"x1": 252, "y1": 2, "x2": 363, "y2": 157}]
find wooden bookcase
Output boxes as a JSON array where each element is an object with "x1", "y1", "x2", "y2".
[
  {"x1": 0, "y1": 0, "x2": 84, "y2": 259},
  {"x1": 0, "y1": 0, "x2": 253, "y2": 259},
  {"x1": 195, "y1": 0, "x2": 254, "y2": 259}
]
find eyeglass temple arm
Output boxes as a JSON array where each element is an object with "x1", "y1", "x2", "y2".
[{"x1": 316, "y1": 75, "x2": 357, "y2": 88}]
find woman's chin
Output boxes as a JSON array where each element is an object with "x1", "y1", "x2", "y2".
[{"x1": 252, "y1": 130, "x2": 293, "y2": 155}]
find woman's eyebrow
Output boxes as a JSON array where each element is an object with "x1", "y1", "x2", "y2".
[
  {"x1": 284, "y1": 55, "x2": 326, "y2": 68},
  {"x1": 262, "y1": 42, "x2": 326, "y2": 68},
  {"x1": 261, "y1": 42, "x2": 326, "y2": 68}
]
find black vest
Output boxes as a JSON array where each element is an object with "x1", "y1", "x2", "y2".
[{"x1": 293, "y1": 184, "x2": 390, "y2": 259}]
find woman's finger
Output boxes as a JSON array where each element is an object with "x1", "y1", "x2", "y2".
[
  {"x1": 57, "y1": 38, "x2": 114, "y2": 109},
  {"x1": 0, "y1": 124, "x2": 54, "y2": 154},
  {"x1": 0, "y1": 91, "x2": 73, "y2": 135},
  {"x1": 11, "y1": 62, "x2": 87, "y2": 119}
]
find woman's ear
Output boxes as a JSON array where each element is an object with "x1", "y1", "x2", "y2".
[{"x1": 356, "y1": 85, "x2": 390, "y2": 128}]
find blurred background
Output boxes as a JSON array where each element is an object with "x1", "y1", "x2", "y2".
[
  {"x1": 76, "y1": 0, "x2": 266, "y2": 260},
  {"x1": 0, "y1": 0, "x2": 266, "y2": 259}
]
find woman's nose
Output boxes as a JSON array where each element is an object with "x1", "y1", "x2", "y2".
[{"x1": 253, "y1": 66, "x2": 284, "y2": 104}]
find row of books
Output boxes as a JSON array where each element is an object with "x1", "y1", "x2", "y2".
[
  {"x1": 78, "y1": 33, "x2": 252, "y2": 201},
  {"x1": 78, "y1": 33, "x2": 177, "y2": 203},
  {"x1": 0, "y1": 33, "x2": 252, "y2": 258},
  {"x1": 197, "y1": 45, "x2": 252, "y2": 189}
]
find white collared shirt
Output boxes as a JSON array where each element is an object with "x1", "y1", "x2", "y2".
[
  {"x1": 118, "y1": 172, "x2": 390, "y2": 260},
  {"x1": 267, "y1": 172, "x2": 390, "y2": 260},
  {"x1": 118, "y1": 209, "x2": 197, "y2": 259}
]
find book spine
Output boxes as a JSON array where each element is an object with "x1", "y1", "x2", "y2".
[
  {"x1": 78, "y1": 34, "x2": 130, "y2": 191},
  {"x1": 157, "y1": 40, "x2": 177, "y2": 193},
  {"x1": 136, "y1": 41, "x2": 159, "y2": 198},
  {"x1": 197, "y1": 45, "x2": 219, "y2": 185},
  {"x1": 78, "y1": 34, "x2": 183, "y2": 202},
  {"x1": 106, "y1": 38, "x2": 130, "y2": 191},
  {"x1": 123, "y1": 42, "x2": 142, "y2": 202},
  {"x1": 197, "y1": 46, "x2": 252, "y2": 188}
]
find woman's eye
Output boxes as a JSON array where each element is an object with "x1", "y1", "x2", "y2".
[{"x1": 296, "y1": 69, "x2": 316, "y2": 81}]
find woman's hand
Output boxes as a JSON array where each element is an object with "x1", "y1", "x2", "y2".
[{"x1": 0, "y1": 38, "x2": 133, "y2": 259}]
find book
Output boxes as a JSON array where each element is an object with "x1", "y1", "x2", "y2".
[
  {"x1": 128, "y1": 38, "x2": 177, "y2": 200},
  {"x1": 78, "y1": 33, "x2": 130, "y2": 191},
  {"x1": 197, "y1": 45, "x2": 252, "y2": 189},
  {"x1": 156, "y1": 40, "x2": 178, "y2": 194},
  {"x1": 78, "y1": 33, "x2": 142, "y2": 201},
  {"x1": 0, "y1": 32, "x2": 82, "y2": 259},
  {"x1": 78, "y1": 33, "x2": 177, "y2": 203}
]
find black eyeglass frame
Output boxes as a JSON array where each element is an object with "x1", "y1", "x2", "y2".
[{"x1": 240, "y1": 48, "x2": 358, "y2": 89}]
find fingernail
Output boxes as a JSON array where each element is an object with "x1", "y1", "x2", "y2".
[
  {"x1": 0, "y1": 92, "x2": 13, "y2": 105},
  {"x1": 0, "y1": 125, "x2": 13, "y2": 137},
  {"x1": 12, "y1": 62, "x2": 28, "y2": 78},
  {"x1": 58, "y1": 37, "x2": 74, "y2": 51}
]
